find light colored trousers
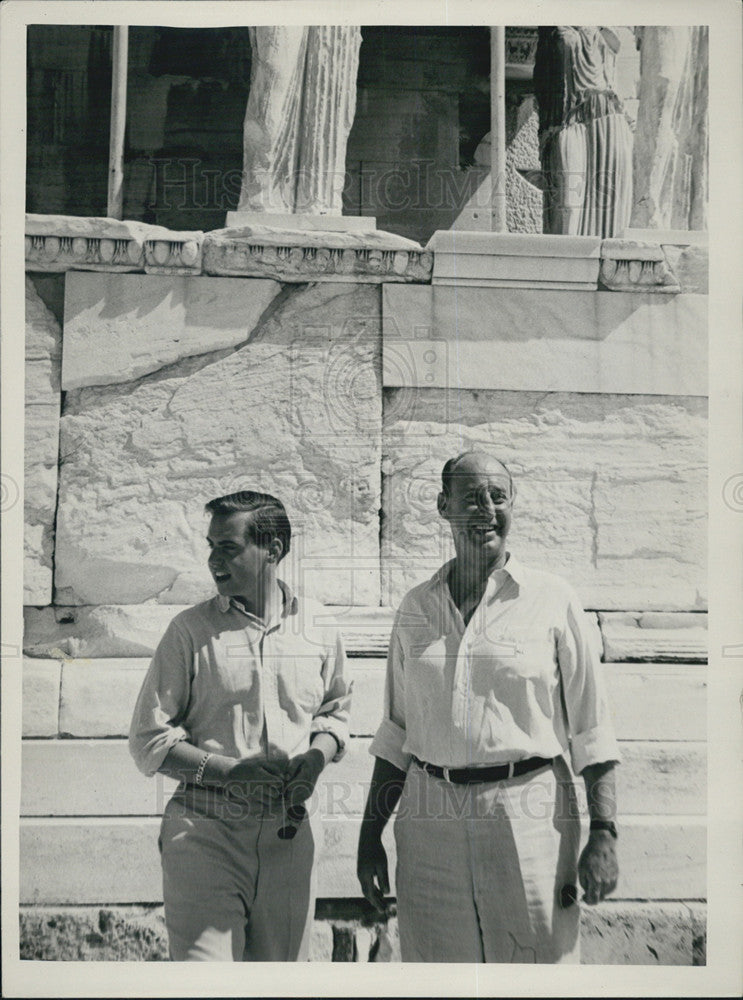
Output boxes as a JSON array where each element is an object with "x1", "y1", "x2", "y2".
[
  {"x1": 159, "y1": 786, "x2": 319, "y2": 961},
  {"x1": 394, "y1": 757, "x2": 582, "y2": 963}
]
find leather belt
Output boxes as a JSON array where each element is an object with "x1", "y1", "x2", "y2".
[{"x1": 413, "y1": 755, "x2": 553, "y2": 784}]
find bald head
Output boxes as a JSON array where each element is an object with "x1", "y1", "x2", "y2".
[{"x1": 441, "y1": 451, "x2": 514, "y2": 498}]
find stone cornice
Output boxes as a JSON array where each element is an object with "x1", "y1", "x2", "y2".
[
  {"x1": 24, "y1": 215, "x2": 707, "y2": 293},
  {"x1": 599, "y1": 239, "x2": 682, "y2": 293},
  {"x1": 202, "y1": 225, "x2": 433, "y2": 283},
  {"x1": 24, "y1": 214, "x2": 433, "y2": 284}
]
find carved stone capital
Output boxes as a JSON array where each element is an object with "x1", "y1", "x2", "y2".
[
  {"x1": 599, "y1": 239, "x2": 681, "y2": 293},
  {"x1": 202, "y1": 226, "x2": 433, "y2": 283}
]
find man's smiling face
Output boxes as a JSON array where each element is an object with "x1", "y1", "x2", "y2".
[
  {"x1": 206, "y1": 511, "x2": 271, "y2": 599},
  {"x1": 438, "y1": 453, "x2": 514, "y2": 568}
]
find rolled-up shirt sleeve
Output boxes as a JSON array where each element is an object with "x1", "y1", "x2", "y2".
[
  {"x1": 129, "y1": 617, "x2": 192, "y2": 777},
  {"x1": 310, "y1": 628, "x2": 352, "y2": 762},
  {"x1": 558, "y1": 591, "x2": 621, "y2": 774},
  {"x1": 369, "y1": 615, "x2": 411, "y2": 772}
]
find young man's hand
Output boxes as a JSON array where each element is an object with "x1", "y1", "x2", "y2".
[
  {"x1": 224, "y1": 757, "x2": 285, "y2": 804},
  {"x1": 283, "y1": 747, "x2": 326, "y2": 807}
]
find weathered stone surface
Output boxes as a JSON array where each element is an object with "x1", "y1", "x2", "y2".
[
  {"x1": 382, "y1": 390, "x2": 707, "y2": 610},
  {"x1": 25, "y1": 277, "x2": 61, "y2": 605},
  {"x1": 631, "y1": 27, "x2": 708, "y2": 231},
  {"x1": 309, "y1": 920, "x2": 334, "y2": 962},
  {"x1": 17, "y1": 902, "x2": 706, "y2": 963},
  {"x1": 686, "y1": 901, "x2": 707, "y2": 965},
  {"x1": 580, "y1": 901, "x2": 693, "y2": 965},
  {"x1": 23, "y1": 604, "x2": 190, "y2": 659},
  {"x1": 427, "y1": 231, "x2": 602, "y2": 289},
  {"x1": 203, "y1": 225, "x2": 433, "y2": 283},
  {"x1": 607, "y1": 664, "x2": 706, "y2": 741},
  {"x1": 22, "y1": 659, "x2": 61, "y2": 737},
  {"x1": 23, "y1": 604, "x2": 394, "y2": 659},
  {"x1": 55, "y1": 283, "x2": 382, "y2": 606},
  {"x1": 599, "y1": 239, "x2": 680, "y2": 293},
  {"x1": 62, "y1": 272, "x2": 282, "y2": 389},
  {"x1": 382, "y1": 285, "x2": 707, "y2": 395},
  {"x1": 20, "y1": 737, "x2": 706, "y2": 818},
  {"x1": 19, "y1": 906, "x2": 168, "y2": 961},
  {"x1": 59, "y1": 658, "x2": 151, "y2": 738},
  {"x1": 25, "y1": 214, "x2": 204, "y2": 275},
  {"x1": 662, "y1": 244, "x2": 709, "y2": 295},
  {"x1": 600, "y1": 611, "x2": 707, "y2": 662},
  {"x1": 41, "y1": 657, "x2": 383, "y2": 739}
]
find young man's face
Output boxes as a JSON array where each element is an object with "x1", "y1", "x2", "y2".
[{"x1": 207, "y1": 511, "x2": 272, "y2": 599}]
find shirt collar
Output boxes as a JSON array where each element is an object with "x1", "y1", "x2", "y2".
[
  {"x1": 216, "y1": 578, "x2": 299, "y2": 622},
  {"x1": 433, "y1": 552, "x2": 525, "y2": 589}
]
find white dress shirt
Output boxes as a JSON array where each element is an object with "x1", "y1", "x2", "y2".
[
  {"x1": 370, "y1": 555, "x2": 619, "y2": 775},
  {"x1": 130, "y1": 581, "x2": 350, "y2": 776}
]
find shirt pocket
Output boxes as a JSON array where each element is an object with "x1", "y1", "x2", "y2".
[
  {"x1": 478, "y1": 623, "x2": 557, "y2": 682},
  {"x1": 276, "y1": 654, "x2": 325, "y2": 716}
]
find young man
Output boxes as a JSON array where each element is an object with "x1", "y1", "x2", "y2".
[
  {"x1": 357, "y1": 451, "x2": 620, "y2": 963},
  {"x1": 130, "y1": 491, "x2": 351, "y2": 961}
]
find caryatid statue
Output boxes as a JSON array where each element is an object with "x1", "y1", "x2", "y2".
[
  {"x1": 236, "y1": 26, "x2": 362, "y2": 218},
  {"x1": 533, "y1": 26, "x2": 633, "y2": 238}
]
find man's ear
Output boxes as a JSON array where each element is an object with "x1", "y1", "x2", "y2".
[
  {"x1": 509, "y1": 482, "x2": 517, "y2": 506},
  {"x1": 267, "y1": 538, "x2": 284, "y2": 564},
  {"x1": 437, "y1": 490, "x2": 449, "y2": 520}
]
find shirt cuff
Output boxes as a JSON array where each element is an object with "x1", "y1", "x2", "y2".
[
  {"x1": 369, "y1": 718, "x2": 412, "y2": 773},
  {"x1": 310, "y1": 718, "x2": 348, "y2": 762},
  {"x1": 570, "y1": 725, "x2": 622, "y2": 775},
  {"x1": 129, "y1": 727, "x2": 189, "y2": 778}
]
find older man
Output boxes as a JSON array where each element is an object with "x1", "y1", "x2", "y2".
[
  {"x1": 357, "y1": 452, "x2": 619, "y2": 963},
  {"x1": 130, "y1": 490, "x2": 351, "y2": 961}
]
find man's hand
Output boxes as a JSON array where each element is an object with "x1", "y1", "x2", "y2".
[
  {"x1": 357, "y1": 826, "x2": 390, "y2": 915},
  {"x1": 225, "y1": 757, "x2": 286, "y2": 805},
  {"x1": 578, "y1": 830, "x2": 618, "y2": 905},
  {"x1": 283, "y1": 747, "x2": 325, "y2": 808}
]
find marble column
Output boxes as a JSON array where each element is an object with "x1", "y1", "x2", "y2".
[{"x1": 631, "y1": 27, "x2": 708, "y2": 231}]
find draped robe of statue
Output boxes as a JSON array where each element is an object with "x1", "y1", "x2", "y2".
[
  {"x1": 630, "y1": 27, "x2": 708, "y2": 231},
  {"x1": 533, "y1": 26, "x2": 633, "y2": 238},
  {"x1": 237, "y1": 26, "x2": 362, "y2": 217}
]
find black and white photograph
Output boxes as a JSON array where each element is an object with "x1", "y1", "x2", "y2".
[{"x1": 2, "y1": 0, "x2": 741, "y2": 995}]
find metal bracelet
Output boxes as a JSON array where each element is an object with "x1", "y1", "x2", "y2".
[{"x1": 194, "y1": 751, "x2": 212, "y2": 787}]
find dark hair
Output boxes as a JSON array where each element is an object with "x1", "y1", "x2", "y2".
[
  {"x1": 441, "y1": 451, "x2": 513, "y2": 496},
  {"x1": 205, "y1": 491, "x2": 291, "y2": 561}
]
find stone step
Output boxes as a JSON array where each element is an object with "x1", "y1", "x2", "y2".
[
  {"x1": 25, "y1": 605, "x2": 708, "y2": 662},
  {"x1": 19, "y1": 814, "x2": 706, "y2": 905},
  {"x1": 600, "y1": 612, "x2": 708, "y2": 662},
  {"x1": 23, "y1": 656, "x2": 707, "y2": 742},
  {"x1": 17, "y1": 900, "x2": 707, "y2": 964},
  {"x1": 23, "y1": 604, "x2": 396, "y2": 659},
  {"x1": 19, "y1": 738, "x2": 706, "y2": 818}
]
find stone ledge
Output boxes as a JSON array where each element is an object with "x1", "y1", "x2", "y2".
[
  {"x1": 599, "y1": 239, "x2": 681, "y2": 293},
  {"x1": 23, "y1": 604, "x2": 396, "y2": 659},
  {"x1": 18, "y1": 901, "x2": 706, "y2": 963},
  {"x1": 25, "y1": 215, "x2": 203, "y2": 275},
  {"x1": 202, "y1": 226, "x2": 433, "y2": 283},
  {"x1": 600, "y1": 612, "x2": 708, "y2": 662}
]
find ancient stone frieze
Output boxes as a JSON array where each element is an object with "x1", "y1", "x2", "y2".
[
  {"x1": 202, "y1": 227, "x2": 433, "y2": 283},
  {"x1": 25, "y1": 215, "x2": 203, "y2": 276},
  {"x1": 599, "y1": 238, "x2": 681, "y2": 292}
]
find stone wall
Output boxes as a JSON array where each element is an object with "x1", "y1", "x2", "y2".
[{"x1": 21, "y1": 236, "x2": 707, "y2": 962}]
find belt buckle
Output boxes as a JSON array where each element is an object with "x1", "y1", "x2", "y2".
[
  {"x1": 442, "y1": 765, "x2": 451, "y2": 782},
  {"x1": 506, "y1": 761, "x2": 514, "y2": 780}
]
